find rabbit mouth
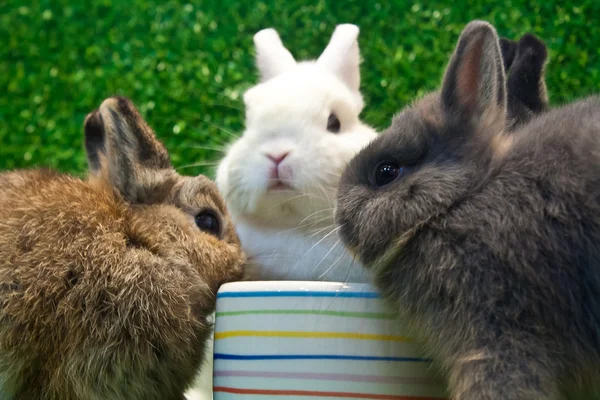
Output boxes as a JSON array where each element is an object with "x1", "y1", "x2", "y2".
[{"x1": 268, "y1": 179, "x2": 293, "y2": 191}]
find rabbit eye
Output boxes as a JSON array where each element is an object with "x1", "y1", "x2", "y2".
[
  {"x1": 374, "y1": 162, "x2": 403, "y2": 187},
  {"x1": 195, "y1": 211, "x2": 221, "y2": 237},
  {"x1": 327, "y1": 113, "x2": 341, "y2": 133}
]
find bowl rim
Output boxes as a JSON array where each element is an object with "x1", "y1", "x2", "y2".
[{"x1": 217, "y1": 281, "x2": 379, "y2": 297}]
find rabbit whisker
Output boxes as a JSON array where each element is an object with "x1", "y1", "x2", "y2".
[
  {"x1": 176, "y1": 161, "x2": 221, "y2": 170},
  {"x1": 266, "y1": 193, "x2": 315, "y2": 210},
  {"x1": 306, "y1": 224, "x2": 337, "y2": 241},
  {"x1": 304, "y1": 225, "x2": 341, "y2": 257},
  {"x1": 316, "y1": 239, "x2": 344, "y2": 279},
  {"x1": 302, "y1": 216, "x2": 335, "y2": 230},
  {"x1": 297, "y1": 208, "x2": 335, "y2": 226},
  {"x1": 342, "y1": 251, "x2": 357, "y2": 286},
  {"x1": 199, "y1": 118, "x2": 240, "y2": 140},
  {"x1": 205, "y1": 102, "x2": 244, "y2": 113},
  {"x1": 182, "y1": 145, "x2": 227, "y2": 153},
  {"x1": 319, "y1": 249, "x2": 355, "y2": 314},
  {"x1": 277, "y1": 216, "x2": 334, "y2": 235},
  {"x1": 315, "y1": 182, "x2": 334, "y2": 205}
]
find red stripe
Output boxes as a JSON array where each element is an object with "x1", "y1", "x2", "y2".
[{"x1": 213, "y1": 386, "x2": 446, "y2": 399}]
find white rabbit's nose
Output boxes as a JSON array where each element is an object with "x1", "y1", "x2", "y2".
[{"x1": 265, "y1": 152, "x2": 289, "y2": 166}]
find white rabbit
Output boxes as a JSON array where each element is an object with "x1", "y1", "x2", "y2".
[
  {"x1": 216, "y1": 24, "x2": 378, "y2": 283},
  {"x1": 185, "y1": 25, "x2": 378, "y2": 400}
]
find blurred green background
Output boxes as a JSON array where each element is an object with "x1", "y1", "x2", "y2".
[{"x1": 1, "y1": 0, "x2": 599, "y2": 177}]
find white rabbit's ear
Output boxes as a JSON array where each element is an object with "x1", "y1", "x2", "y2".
[
  {"x1": 317, "y1": 24, "x2": 361, "y2": 92},
  {"x1": 254, "y1": 28, "x2": 297, "y2": 81}
]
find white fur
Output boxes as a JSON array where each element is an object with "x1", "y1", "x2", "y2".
[
  {"x1": 187, "y1": 25, "x2": 378, "y2": 399},
  {"x1": 253, "y1": 28, "x2": 297, "y2": 81}
]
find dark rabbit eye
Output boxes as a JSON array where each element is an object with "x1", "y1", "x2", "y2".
[
  {"x1": 374, "y1": 162, "x2": 404, "y2": 187},
  {"x1": 195, "y1": 211, "x2": 221, "y2": 237},
  {"x1": 327, "y1": 113, "x2": 341, "y2": 133}
]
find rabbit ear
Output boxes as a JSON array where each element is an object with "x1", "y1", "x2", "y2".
[
  {"x1": 253, "y1": 28, "x2": 297, "y2": 81},
  {"x1": 317, "y1": 24, "x2": 361, "y2": 92},
  {"x1": 441, "y1": 21, "x2": 507, "y2": 130},
  {"x1": 84, "y1": 96, "x2": 171, "y2": 198},
  {"x1": 84, "y1": 108, "x2": 106, "y2": 173},
  {"x1": 499, "y1": 37, "x2": 517, "y2": 71},
  {"x1": 508, "y1": 33, "x2": 549, "y2": 112}
]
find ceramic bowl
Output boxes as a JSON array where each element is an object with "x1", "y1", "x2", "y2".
[{"x1": 212, "y1": 281, "x2": 446, "y2": 399}]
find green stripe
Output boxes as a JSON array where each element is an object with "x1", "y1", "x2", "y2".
[{"x1": 215, "y1": 310, "x2": 397, "y2": 319}]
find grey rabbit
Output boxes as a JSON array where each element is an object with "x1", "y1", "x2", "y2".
[
  {"x1": 336, "y1": 20, "x2": 600, "y2": 399},
  {"x1": 500, "y1": 33, "x2": 550, "y2": 131}
]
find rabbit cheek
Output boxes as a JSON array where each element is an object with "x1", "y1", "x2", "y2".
[
  {"x1": 336, "y1": 188, "x2": 370, "y2": 259},
  {"x1": 198, "y1": 241, "x2": 245, "y2": 296}
]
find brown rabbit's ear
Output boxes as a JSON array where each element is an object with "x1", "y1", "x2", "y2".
[
  {"x1": 84, "y1": 108, "x2": 106, "y2": 173},
  {"x1": 84, "y1": 96, "x2": 171, "y2": 199},
  {"x1": 441, "y1": 21, "x2": 507, "y2": 132}
]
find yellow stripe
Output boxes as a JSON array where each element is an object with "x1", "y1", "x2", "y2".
[{"x1": 214, "y1": 330, "x2": 412, "y2": 342}]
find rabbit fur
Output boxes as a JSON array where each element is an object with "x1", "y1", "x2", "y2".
[
  {"x1": 215, "y1": 24, "x2": 378, "y2": 283},
  {"x1": 0, "y1": 96, "x2": 245, "y2": 400},
  {"x1": 336, "y1": 20, "x2": 600, "y2": 399}
]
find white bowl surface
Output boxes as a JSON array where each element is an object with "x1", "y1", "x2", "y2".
[{"x1": 213, "y1": 281, "x2": 447, "y2": 399}]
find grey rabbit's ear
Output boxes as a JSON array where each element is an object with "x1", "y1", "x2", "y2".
[
  {"x1": 441, "y1": 21, "x2": 507, "y2": 131},
  {"x1": 84, "y1": 96, "x2": 171, "y2": 199},
  {"x1": 499, "y1": 37, "x2": 517, "y2": 71},
  {"x1": 508, "y1": 33, "x2": 549, "y2": 113}
]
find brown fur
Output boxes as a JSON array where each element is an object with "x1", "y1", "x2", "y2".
[{"x1": 0, "y1": 97, "x2": 245, "y2": 400}]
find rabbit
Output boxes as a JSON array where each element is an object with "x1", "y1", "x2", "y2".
[
  {"x1": 215, "y1": 24, "x2": 378, "y2": 283},
  {"x1": 0, "y1": 96, "x2": 245, "y2": 400},
  {"x1": 500, "y1": 33, "x2": 550, "y2": 131},
  {"x1": 335, "y1": 20, "x2": 600, "y2": 400}
]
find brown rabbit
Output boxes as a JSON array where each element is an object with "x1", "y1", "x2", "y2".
[
  {"x1": 336, "y1": 21, "x2": 600, "y2": 399},
  {"x1": 0, "y1": 96, "x2": 245, "y2": 400}
]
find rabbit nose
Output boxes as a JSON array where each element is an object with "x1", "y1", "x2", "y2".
[{"x1": 265, "y1": 152, "x2": 289, "y2": 166}]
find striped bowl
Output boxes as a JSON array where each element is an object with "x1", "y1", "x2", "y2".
[{"x1": 212, "y1": 281, "x2": 447, "y2": 399}]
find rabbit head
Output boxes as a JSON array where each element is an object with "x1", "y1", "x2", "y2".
[
  {"x1": 336, "y1": 21, "x2": 511, "y2": 264},
  {"x1": 83, "y1": 96, "x2": 244, "y2": 293},
  {"x1": 216, "y1": 24, "x2": 377, "y2": 229},
  {"x1": 0, "y1": 96, "x2": 244, "y2": 399}
]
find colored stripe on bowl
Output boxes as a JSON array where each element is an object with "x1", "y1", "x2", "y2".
[
  {"x1": 216, "y1": 309, "x2": 397, "y2": 319},
  {"x1": 216, "y1": 290, "x2": 380, "y2": 298},
  {"x1": 213, "y1": 386, "x2": 446, "y2": 399},
  {"x1": 213, "y1": 284, "x2": 446, "y2": 399},
  {"x1": 214, "y1": 370, "x2": 442, "y2": 385},
  {"x1": 214, "y1": 330, "x2": 412, "y2": 342},
  {"x1": 214, "y1": 353, "x2": 432, "y2": 362}
]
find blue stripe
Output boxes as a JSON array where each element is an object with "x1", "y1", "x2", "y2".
[
  {"x1": 216, "y1": 290, "x2": 380, "y2": 299},
  {"x1": 214, "y1": 353, "x2": 431, "y2": 362}
]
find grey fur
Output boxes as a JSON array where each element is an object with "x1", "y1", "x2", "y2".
[
  {"x1": 502, "y1": 34, "x2": 550, "y2": 131},
  {"x1": 336, "y1": 20, "x2": 600, "y2": 399}
]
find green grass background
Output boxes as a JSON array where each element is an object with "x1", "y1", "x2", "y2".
[{"x1": 1, "y1": 0, "x2": 599, "y2": 178}]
